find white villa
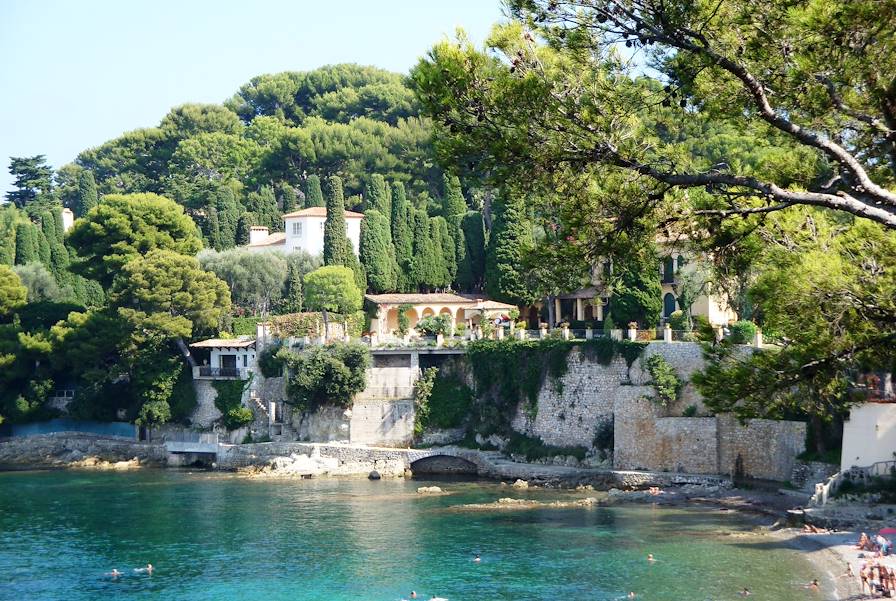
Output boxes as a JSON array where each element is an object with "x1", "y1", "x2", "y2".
[
  {"x1": 246, "y1": 207, "x2": 363, "y2": 256},
  {"x1": 189, "y1": 337, "x2": 257, "y2": 380},
  {"x1": 365, "y1": 293, "x2": 517, "y2": 338}
]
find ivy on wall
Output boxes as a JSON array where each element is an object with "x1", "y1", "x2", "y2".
[{"x1": 213, "y1": 376, "x2": 254, "y2": 430}]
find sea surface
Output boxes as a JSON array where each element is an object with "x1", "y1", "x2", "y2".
[{"x1": 0, "y1": 470, "x2": 834, "y2": 600}]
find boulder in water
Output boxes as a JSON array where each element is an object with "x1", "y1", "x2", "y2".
[
  {"x1": 417, "y1": 486, "x2": 443, "y2": 494},
  {"x1": 368, "y1": 470, "x2": 381, "y2": 480},
  {"x1": 511, "y1": 479, "x2": 529, "y2": 489}
]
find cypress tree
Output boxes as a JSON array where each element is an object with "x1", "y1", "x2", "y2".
[
  {"x1": 278, "y1": 182, "x2": 298, "y2": 213},
  {"x1": 345, "y1": 242, "x2": 367, "y2": 292},
  {"x1": 432, "y1": 216, "x2": 455, "y2": 287},
  {"x1": 215, "y1": 186, "x2": 241, "y2": 248},
  {"x1": 14, "y1": 223, "x2": 38, "y2": 265},
  {"x1": 410, "y1": 210, "x2": 439, "y2": 290},
  {"x1": 485, "y1": 194, "x2": 533, "y2": 304},
  {"x1": 323, "y1": 176, "x2": 349, "y2": 267},
  {"x1": 461, "y1": 210, "x2": 487, "y2": 291},
  {"x1": 364, "y1": 174, "x2": 392, "y2": 216},
  {"x1": 305, "y1": 175, "x2": 324, "y2": 208},
  {"x1": 245, "y1": 185, "x2": 280, "y2": 231},
  {"x1": 75, "y1": 170, "x2": 99, "y2": 217},
  {"x1": 39, "y1": 211, "x2": 59, "y2": 246},
  {"x1": 36, "y1": 225, "x2": 51, "y2": 266},
  {"x1": 390, "y1": 182, "x2": 412, "y2": 259},
  {"x1": 359, "y1": 209, "x2": 398, "y2": 293},
  {"x1": 282, "y1": 261, "x2": 303, "y2": 313},
  {"x1": 206, "y1": 207, "x2": 222, "y2": 250},
  {"x1": 441, "y1": 174, "x2": 466, "y2": 221},
  {"x1": 236, "y1": 212, "x2": 256, "y2": 246}
]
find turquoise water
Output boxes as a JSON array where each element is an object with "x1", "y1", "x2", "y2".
[{"x1": 0, "y1": 470, "x2": 832, "y2": 600}]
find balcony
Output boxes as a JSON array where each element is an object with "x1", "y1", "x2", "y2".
[{"x1": 192, "y1": 366, "x2": 250, "y2": 380}]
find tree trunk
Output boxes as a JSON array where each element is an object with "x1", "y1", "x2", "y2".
[
  {"x1": 175, "y1": 337, "x2": 197, "y2": 368},
  {"x1": 810, "y1": 413, "x2": 826, "y2": 455},
  {"x1": 546, "y1": 295, "x2": 556, "y2": 327},
  {"x1": 322, "y1": 308, "x2": 330, "y2": 340}
]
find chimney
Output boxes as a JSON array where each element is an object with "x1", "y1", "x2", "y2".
[
  {"x1": 249, "y1": 226, "x2": 269, "y2": 245},
  {"x1": 61, "y1": 208, "x2": 74, "y2": 233}
]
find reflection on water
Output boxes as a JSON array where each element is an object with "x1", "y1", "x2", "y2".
[{"x1": 0, "y1": 470, "x2": 832, "y2": 600}]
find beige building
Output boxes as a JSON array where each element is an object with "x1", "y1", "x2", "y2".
[{"x1": 365, "y1": 293, "x2": 517, "y2": 338}]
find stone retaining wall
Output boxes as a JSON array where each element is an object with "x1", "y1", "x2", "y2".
[{"x1": 0, "y1": 433, "x2": 167, "y2": 468}]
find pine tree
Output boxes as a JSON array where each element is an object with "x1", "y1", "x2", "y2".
[
  {"x1": 14, "y1": 223, "x2": 37, "y2": 265},
  {"x1": 485, "y1": 194, "x2": 533, "y2": 304},
  {"x1": 236, "y1": 212, "x2": 256, "y2": 246},
  {"x1": 215, "y1": 186, "x2": 241, "y2": 248},
  {"x1": 323, "y1": 176, "x2": 349, "y2": 267},
  {"x1": 364, "y1": 174, "x2": 392, "y2": 216},
  {"x1": 278, "y1": 182, "x2": 298, "y2": 213},
  {"x1": 76, "y1": 170, "x2": 99, "y2": 216},
  {"x1": 305, "y1": 175, "x2": 324, "y2": 208},
  {"x1": 360, "y1": 209, "x2": 398, "y2": 293},
  {"x1": 461, "y1": 210, "x2": 487, "y2": 291}
]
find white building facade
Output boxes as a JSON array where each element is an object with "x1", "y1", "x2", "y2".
[{"x1": 247, "y1": 207, "x2": 362, "y2": 256}]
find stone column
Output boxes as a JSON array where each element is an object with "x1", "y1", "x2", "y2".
[
  {"x1": 436, "y1": 333, "x2": 444, "y2": 347},
  {"x1": 516, "y1": 329, "x2": 526, "y2": 341},
  {"x1": 561, "y1": 325, "x2": 570, "y2": 340},
  {"x1": 663, "y1": 323, "x2": 673, "y2": 343},
  {"x1": 753, "y1": 328, "x2": 763, "y2": 348},
  {"x1": 611, "y1": 329, "x2": 623, "y2": 341},
  {"x1": 540, "y1": 326, "x2": 548, "y2": 339},
  {"x1": 585, "y1": 327, "x2": 593, "y2": 340},
  {"x1": 715, "y1": 325, "x2": 725, "y2": 342},
  {"x1": 496, "y1": 326, "x2": 504, "y2": 340},
  {"x1": 554, "y1": 298, "x2": 562, "y2": 323},
  {"x1": 476, "y1": 325, "x2": 483, "y2": 340},
  {"x1": 596, "y1": 301, "x2": 604, "y2": 321},
  {"x1": 627, "y1": 326, "x2": 637, "y2": 341},
  {"x1": 576, "y1": 298, "x2": 585, "y2": 321},
  {"x1": 370, "y1": 332, "x2": 379, "y2": 347}
]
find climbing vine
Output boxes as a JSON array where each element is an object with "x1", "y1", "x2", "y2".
[
  {"x1": 213, "y1": 375, "x2": 254, "y2": 430},
  {"x1": 466, "y1": 338, "x2": 647, "y2": 435},
  {"x1": 644, "y1": 354, "x2": 682, "y2": 407}
]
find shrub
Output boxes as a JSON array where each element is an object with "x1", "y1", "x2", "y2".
[
  {"x1": 279, "y1": 341, "x2": 370, "y2": 411},
  {"x1": 667, "y1": 310, "x2": 687, "y2": 331},
  {"x1": 257, "y1": 343, "x2": 284, "y2": 377},
  {"x1": 213, "y1": 378, "x2": 254, "y2": 430},
  {"x1": 416, "y1": 314, "x2": 452, "y2": 336},
  {"x1": 682, "y1": 404, "x2": 698, "y2": 417},
  {"x1": 231, "y1": 316, "x2": 259, "y2": 336},
  {"x1": 413, "y1": 366, "x2": 438, "y2": 436},
  {"x1": 505, "y1": 432, "x2": 587, "y2": 461},
  {"x1": 644, "y1": 354, "x2": 682, "y2": 407},
  {"x1": 692, "y1": 315, "x2": 716, "y2": 342},
  {"x1": 427, "y1": 372, "x2": 474, "y2": 429},
  {"x1": 729, "y1": 320, "x2": 758, "y2": 344}
]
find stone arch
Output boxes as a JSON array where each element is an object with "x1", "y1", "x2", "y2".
[
  {"x1": 663, "y1": 293, "x2": 677, "y2": 318},
  {"x1": 421, "y1": 307, "x2": 436, "y2": 318},
  {"x1": 385, "y1": 307, "x2": 400, "y2": 333},
  {"x1": 662, "y1": 256, "x2": 675, "y2": 282},
  {"x1": 404, "y1": 306, "x2": 420, "y2": 330},
  {"x1": 410, "y1": 455, "x2": 478, "y2": 475}
]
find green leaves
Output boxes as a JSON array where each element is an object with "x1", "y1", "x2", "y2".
[
  {"x1": 279, "y1": 342, "x2": 371, "y2": 411},
  {"x1": 67, "y1": 193, "x2": 202, "y2": 287},
  {"x1": 303, "y1": 265, "x2": 362, "y2": 314}
]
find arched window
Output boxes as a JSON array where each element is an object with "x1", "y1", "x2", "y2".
[
  {"x1": 663, "y1": 293, "x2": 677, "y2": 318},
  {"x1": 677, "y1": 255, "x2": 687, "y2": 271}
]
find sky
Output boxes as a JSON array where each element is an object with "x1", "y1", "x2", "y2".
[{"x1": 0, "y1": 0, "x2": 506, "y2": 195}]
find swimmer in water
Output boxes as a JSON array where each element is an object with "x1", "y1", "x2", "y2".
[
  {"x1": 804, "y1": 579, "x2": 819, "y2": 591},
  {"x1": 738, "y1": 587, "x2": 751, "y2": 596},
  {"x1": 628, "y1": 592, "x2": 636, "y2": 599},
  {"x1": 135, "y1": 563, "x2": 153, "y2": 574},
  {"x1": 647, "y1": 553, "x2": 655, "y2": 562},
  {"x1": 473, "y1": 553, "x2": 481, "y2": 563},
  {"x1": 107, "y1": 569, "x2": 122, "y2": 578},
  {"x1": 410, "y1": 592, "x2": 417, "y2": 599}
]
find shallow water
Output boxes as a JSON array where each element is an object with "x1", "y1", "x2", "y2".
[{"x1": 0, "y1": 470, "x2": 834, "y2": 600}]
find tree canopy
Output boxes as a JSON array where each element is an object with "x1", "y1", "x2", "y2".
[
  {"x1": 67, "y1": 193, "x2": 202, "y2": 286},
  {"x1": 303, "y1": 265, "x2": 362, "y2": 315}
]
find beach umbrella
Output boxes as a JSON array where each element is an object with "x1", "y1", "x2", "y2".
[{"x1": 879, "y1": 528, "x2": 896, "y2": 535}]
